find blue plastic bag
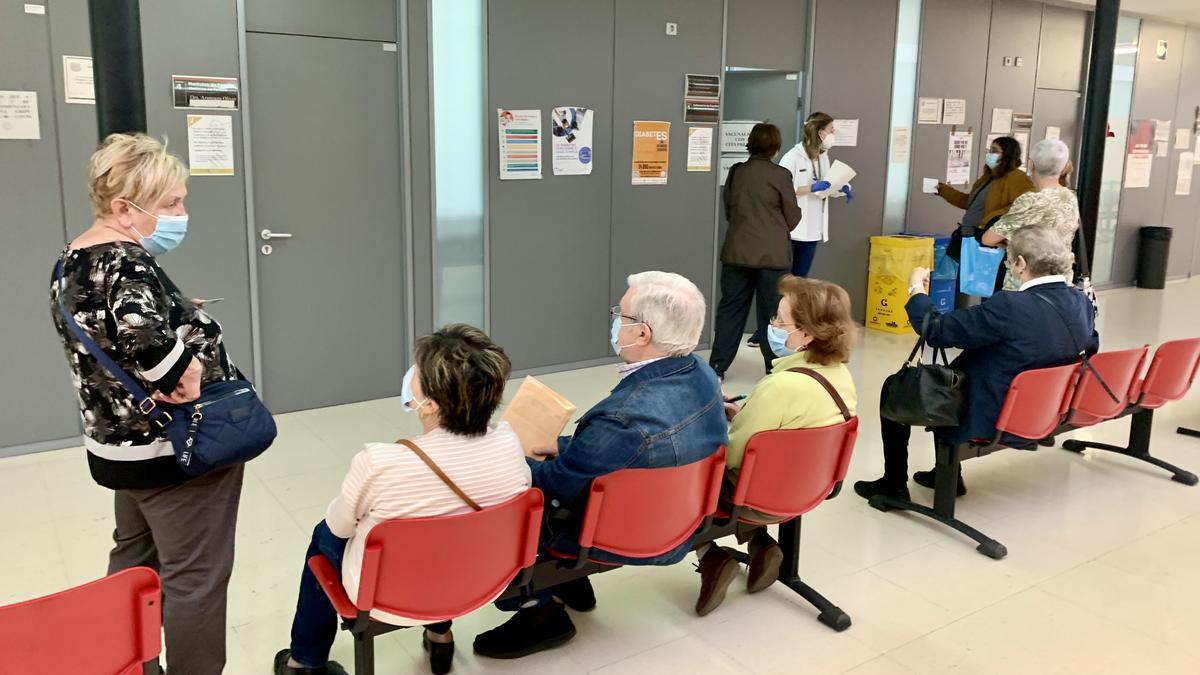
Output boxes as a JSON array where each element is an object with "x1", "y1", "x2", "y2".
[{"x1": 958, "y1": 237, "x2": 1004, "y2": 298}]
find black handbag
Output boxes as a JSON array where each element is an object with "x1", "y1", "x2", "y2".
[{"x1": 880, "y1": 311, "x2": 965, "y2": 428}]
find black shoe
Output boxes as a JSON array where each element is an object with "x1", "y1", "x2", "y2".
[
  {"x1": 473, "y1": 602, "x2": 576, "y2": 659},
  {"x1": 912, "y1": 468, "x2": 967, "y2": 496},
  {"x1": 423, "y1": 632, "x2": 455, "y2": 675},
  {"x1": 273, "y1": 649, "x2": 349, "y2": 675},
  {"x1": 746, "y1": 337, "x2": 761, "y2": 348},
  {"x1": 853, "y1": 477, "x2": 910, "y2": 502},
  {"x1": 553, "y1": 576, "x2": 596, "y2": 612}
]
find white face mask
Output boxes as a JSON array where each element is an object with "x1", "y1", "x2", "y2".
[{"x1": 821, "y1": 133, "x2": 836, "y2": 150}]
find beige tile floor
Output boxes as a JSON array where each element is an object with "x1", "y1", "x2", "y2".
[{"x1": 3, "y1": 279, "x2": 1199, "y2": 674}]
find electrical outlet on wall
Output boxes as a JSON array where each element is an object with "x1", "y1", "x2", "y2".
[
  {"x1": 665, "y1": 22, "x2": 678, "y2": 36},
  {"x1": 1015, "y1": 56, "x2": 1025, "y2": 67},
  {"x1": 1003, "y1": 56, "x2": 1014, "y2": 67}
]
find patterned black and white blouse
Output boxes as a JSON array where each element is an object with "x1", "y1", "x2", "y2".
[{"x1": 50, "y1": 242, "x2": 239, "y2": 490}]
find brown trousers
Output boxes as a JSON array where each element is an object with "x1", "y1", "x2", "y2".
[{"x1": 108, "y1": 465, "x2": 244, "y2": 675}]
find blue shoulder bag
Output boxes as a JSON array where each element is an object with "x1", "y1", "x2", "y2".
[{"x1": 55, "y1": 259, "x2": 276, "y2": 476}]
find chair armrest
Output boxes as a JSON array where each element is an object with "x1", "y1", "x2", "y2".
[{"x1": 306, "y1": 555, "x2": 358, "y2": 619}]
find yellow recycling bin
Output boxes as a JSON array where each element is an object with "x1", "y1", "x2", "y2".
[{"x1": 865, "y1": 235, "x2": 934, "y2": 334}]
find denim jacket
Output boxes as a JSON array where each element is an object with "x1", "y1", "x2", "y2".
[{"x1": 531, "y1": 354, "x2": 728, "y2": 565}]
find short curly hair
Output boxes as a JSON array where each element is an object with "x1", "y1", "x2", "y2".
[
  {"x1": 87, "y1": 133, "x2": 188, "y2": 216},
  {"x1": 414, "y1": 324, "x2": 512, "y2": 436},
  {"x1": 777, "y1": 276, "x2": 857, "y2": 365}
]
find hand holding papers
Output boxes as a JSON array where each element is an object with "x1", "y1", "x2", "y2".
[
  {"x1": 500, "y1": 376, "x2": 577, "y2": 461},
  {"x1": 824, "y1": 160, "x2": 857, "y2": 195},
  {"x1": 922, "y1": 177, "x2": 939, "y2": 194}
]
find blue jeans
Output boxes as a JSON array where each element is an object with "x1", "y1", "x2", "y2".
[
  {"x1": 289, "y1": 521, "x2": 451, "y2": 667},
  {"x1": 750, "y1": 240, "x2": 820, "y2": 343}
]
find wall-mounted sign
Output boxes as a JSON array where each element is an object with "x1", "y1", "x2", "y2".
[
  {"x1": 683, "y1": 74, "x2": 720, "y2": 124},
  {"x1": 720, "y1": 121, "x2": 758, "y2": 153},
  {"x1": 632, "y1": 120, "x2": 670, "y2": 185},
  {"x1": 172, "y1": 75, "x2": 240, "y2": 110},
  {"x1": 1156, "y1": 40, "x2": 1168, "y2": 61},
  {"x1": 63, "y1": 56, "x2": 95, "y2": 105}
]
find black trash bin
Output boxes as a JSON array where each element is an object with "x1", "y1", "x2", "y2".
[{"x1": 1136, "y1": 226, "x2": 1172, "y2": 289}]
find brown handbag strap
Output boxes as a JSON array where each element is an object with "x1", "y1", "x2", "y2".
[
  {"x1": 395, "y1": 439, "x2": 482, "y2": 511},
  {"x1": 787, "y1": 367, "x2": 852, "y2": 421}
]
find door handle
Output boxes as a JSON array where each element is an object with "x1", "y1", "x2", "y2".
[{"x1": 260, "y1": 229, "x2": 293, "y2": 241}]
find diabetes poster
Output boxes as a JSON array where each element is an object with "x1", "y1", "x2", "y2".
[{"x1": 632, "y1": 120, "x2": 670, "y2": 185}]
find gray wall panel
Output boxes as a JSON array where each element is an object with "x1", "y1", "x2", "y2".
[
  {"x1": 1115, "y1": 20, "x2": 1187, "y2": 285},
  {"x1": 408, "y1": 0, "x2": 435, "y2": 337},
  {"x1": 907, "y1": 0, "x2": 993, "y2": 235},
  {"x1": 610, "y1": 0, "x2": 724, "y2": 329},
  {"x1": 981, "y1": 0, "x2": 1043, "y2": 174},
  {"x1": 0, "y1": 3, "x2": 79, "y2": 446},
  {"x1": 487, "y1": 0, "x2": 616, "y2": 370},
  {"x1": 807, "y1": 0, "x2": 898, "y2": 321},
  {"x1": 1037, "y1": 3, "x2": 1091, "y2": 92},
  {"x1": 47, "y1": 0, "x2": 98, "y2": 233},
  {"x1": 1165, "y1": 27, "x2": 1200, "y2": 278},
  {"x1": 246, "y1": 0, "x2": 396, "y2": 41},
  {"x1": 726, "y1": 0, "x2": 807, "y2": 71}
]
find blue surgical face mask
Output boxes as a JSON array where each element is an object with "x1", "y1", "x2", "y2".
[
  {"x1": 984, "y1": 152, "x2": 1000, "y2": 170},
  {"x1": 400, "y1": 366, "x2": 428, "y2": 413},
  {"x1": 126, "y1": 200, "x2": 188, "y2": 255},
  {"x1": 767, "y1": 324, "x2": 799, "y2": 358}
]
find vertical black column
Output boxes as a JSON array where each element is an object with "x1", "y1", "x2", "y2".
[
  {"x1": 1076, "y1": 0, "x2": 1121, "y2": 270},
  {"x1": 88, "y1": 0, "x2": 146, "y2": 138}
]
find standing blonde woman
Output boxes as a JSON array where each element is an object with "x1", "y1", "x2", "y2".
[{"x1": 50, "y1": 133, "x2": 244, "y2": 675}]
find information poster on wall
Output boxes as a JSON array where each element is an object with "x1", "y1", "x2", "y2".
[
  {"x1": 1176, "y1": 152, "x2": 1195, "y2": 195},
  {"x1": 1154, "y1": 119, "x2": 1172, "y2": 144},
  {"x1": 498, "y1": 109, "x2": 542, "y2": 180},
  {"x1": 1157, "y1": 142, "x2": 1169, "y2": 158},
  {"x1": 946, "y1": 131, "x2": 973, "y2": 184},
  {"x1": 550, "y1": 106, "x2": 593, "y2": 176},
  {"x1": 720, "y1": 154, "x2": 746, "y2": 185},
  {"x1": 1045, "y1": 126, "x2": 1061, "y2": 141},
  {"x1": 62, "y1": 56, "x2": 95, "y2": 105},
  {"x1": 186, "y1": 114, "x2": 235, "y2": 176},
  {"x1": 683, "y1": 74, "x2": 720, "y2": 124},
  {"x1": 686, "y1": 126, "x2": 713, "y2": 172},
  {"x1": 172, "y1": 75, "x2": 240, "y2": 110},
  {"x1": 942, "y1": 98, "x2": 967, "y2": 125},
  {"x1": 917, "y1": 97, "x2": 942, "y2": 125},
  {"x1": 990, "y1": 108, "x2": 1013, "y2": 134},
  {"x1": 632, "y1": 120, "x2": 670, "y2": 185},
  {"x1": 1176, "y1": 128, "x2": 1192, "y2": 150},
  {"x1": 835, "y1": 119, "x2": 859, "y2": 147},
  {"x1": 1125, "y1": 153, "x2": 1153, "y2": 188},
  {"x1": 890, "y1": 126, "x2": 911, "y2": 163},
  {"x1": 1127, "y1": 119, "x2": 1157, "y2": 154},
  {"x1": 1013, "y1": 132, "x2": 1030, "y2": 168},
  {"x1": 0, "y1": 90, "x2": 41, "y2": 140},
  {"x1": 720, "y1": 121, "x2": 757, "y2": 153}
]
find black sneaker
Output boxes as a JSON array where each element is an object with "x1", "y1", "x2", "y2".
[
  {"x1": 746, "y1": 337, "x2": 761, "y2": 348},
  {"x1": 913, "y1": 468, "x2": 967, "y2": 496},
  {"x1": 473, "y1": 602, "x2": 577, "y2": 659},
  {"x1": 853, "y1": 477, "x2": 910, "y2": 502},
  {"x1": 272, "y1": 649, "x2": 349, "y2": 675},
  {"x1": 553, "y1": 576, "x2": 596, "y2": 612}
]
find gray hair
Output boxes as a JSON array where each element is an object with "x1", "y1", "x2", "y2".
[
  {"x1": 626, "y1": 271, "x2": 707, "y2": 357},
  {"x1": 1009, "y1": 227, "x2": 1074, "y2": 277},
  {"x1": 1029, "y1": 139, "x2": 1070, "y2": 177}
]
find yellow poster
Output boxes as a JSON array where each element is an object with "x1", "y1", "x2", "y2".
[{"x1": 632, "y1": 120, "x2": 670, "y2": 185}]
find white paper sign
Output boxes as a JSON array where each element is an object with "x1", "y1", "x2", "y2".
[
  {"x1": 1045, "y1": 126, "x2": 1061, "y2": 141},
  {"x1": 1176, "y1": 128, "x2": 1192, "y2": 150},
  {"x1": 550, "y1": 106, "x2": 594, "y2": 176},
  {"x1": 834, "y1": 119, "x2": 859, "y2": 147},
  {"x1": 720, "y1": 121, "x2": 758, "y2": 153},
  {"x1": 24, "y1": 4, "x2": 46, "y2": 15},
  {"x1": 720, "y1": 154, "x2": 746, "y2": 185},
  {"x1": 890, "y1": 126, "x2": 910, "y2": 164},
  {"x1": 1154, "y1": 120, "x2": 1172, "y2": 143},
  {"x1": 1156, "y1": 141, "x2": 1169, "y2": 158},
  {"x1": 946, "y1": 131, "x2": 973, "y2": 184},
  {"x1": 498, "y1": 109, "x2": 542, "y2": 180},
  {"x1": 686, "y1": 126, "x2": 713, "y2": 172},
  {"x1": 186, "y1": 115, "x2": 235, "y2": 176},
  {"x1": 917, "y1": 98, "x2": 942, "y2": 125},
  {"x1": 1125, "y1": 153, "x2": 1152, "y2": 188},
  {"x1": 922, "y1": 177, "x2": 939, "y2": 194},
  {"x1": 0, "y1": 90, "x2": 41, "y2": 140},
  {"x1": 942, "y1": 98, "x2": 967, "y2": 125},
  {"x1": 1176, "y1": 152, "x2": 1194, "y2": 196},
  {"x1": 991, "y1": 108, "x2": 1013, "y2": 134},
  {"x1": 63, "y1": 56, "x2": 95, "y2": 105},
  {"x1": 1013, "y1": 131, "x2": 1030, "y2": 168}
]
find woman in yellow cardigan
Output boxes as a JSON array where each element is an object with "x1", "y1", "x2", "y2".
[{"x1": 693, "y1": 276, "x2": 858, "y2": 616}]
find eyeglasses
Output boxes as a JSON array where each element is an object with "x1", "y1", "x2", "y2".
[
  {"x1": 610, "y1": 305, "x2": 642, "y2": 324},
  {"x1": 769, "y1": 315, "x2": 797, "y2": 329}
]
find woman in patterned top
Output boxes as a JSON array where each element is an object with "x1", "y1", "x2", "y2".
[
  {"x1": 983, "y1": 139, "x2": 1081, "y2": 291},
  {"x1": 50, "y1": 133, "x2": 243, "y2": 675}
]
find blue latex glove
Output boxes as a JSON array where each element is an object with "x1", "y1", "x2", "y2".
[
  {"x1": 840, "y1": 184, "x2": 854, "y2": 203},
  {"x1": 811, "y1": 180, "x2": 832, "y2": 193}
]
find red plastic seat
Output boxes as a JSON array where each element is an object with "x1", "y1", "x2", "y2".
[
  {"x1": 1066, "y1": 347, "x2": 1149, "y2": 427},
  {"x1": 571, "y1": 448, "x2": 726, "y2": 562},
  {"x1": 992, "y1": 363, "x2": 1080, "y2": 441},
  {"x1": 728, "y1": 419, "x2": 858, "y2": 520},
  {"x1": 1132, "y1": 338, "x2": 1200, "y2": 409},
  {"x1": 0, "y1": 567, "x2": 161, "y2": 675}
]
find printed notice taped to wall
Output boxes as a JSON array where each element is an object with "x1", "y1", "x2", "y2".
[
  {"x1": 1176, "y1": 152, "x2": 1194, "y2": 196},
  {"x1": 835, "y1": 119, "x2": 859, "y2": 147},
  {"x1": 172, "y1": 75, "x2": 239, "y2": 110},
  {"x1": 187, "y1": 115, "x2": 235, "y2": 176},
  {"x1": 1125, "y1": 153, "x2": 1152, "y2": 189},
  {"x1": 946, "y1": 131, "x2": 973, "y2": 185},
  {"x1": 917, "y1": 98, "x2": 942, "y2": 125},
  {"x1": 687, "y1": 127, "x2": 713, "y2": 172},
  {"x1": 550, "y1": 106, "x2": 593, "y2": 176},
  {"x1": 498, "y1": 109, "x2": 542, "y2": 180},
  {"x1": 63, "y1": 56, "x2": 95, "y2": 105},
  {"x1": 721, "y1": 121, "x2": 758, "y2": 153},
  {"x1": 632, "y1": 120, "x2": 670, "y2": 185},
  {"x1": 0, "y1": 90, "x2": 41, "y2": 140},
  {"x1": 683, "y1": 74, "x2": 720, "y2": 124},
  {"x1": 941, "y1": 99, "x2": 966, "y2": 125},
  {"x1": 890, "y1": 126, "x2": 910, "y2": 164}
]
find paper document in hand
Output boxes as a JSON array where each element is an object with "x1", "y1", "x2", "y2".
[
  {"x1": 825, "y1": 160, "x2": 857, "y2": 193},
  {"x1": 500, "y1": 376, "x2": 577, "y2": 455},
  {"x1": 922, "y1": 178, "x2": 939, "y2": 194}
]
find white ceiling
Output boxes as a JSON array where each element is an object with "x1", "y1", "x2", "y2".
[{"x1": 1059, "y1": 0, "x2": 1200, "y2": 26}]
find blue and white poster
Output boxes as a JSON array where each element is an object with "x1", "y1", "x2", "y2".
[{"x1": 550, "y1": 106, "x2": 594, "y2": 176}]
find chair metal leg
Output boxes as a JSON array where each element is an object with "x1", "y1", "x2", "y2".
[
  {"x1": 353, "y1": 630, "x2": 375, "y2": 675},
  {"x1": 869, "y1": 442, "x2": 1008, "y2": 559},
  {"x1": 142, "y1": 658, "x2": 160, "y2": 675},
  {"x1": 1063, "y1": 410, "x2": 1198, "y2": 485},
  {"x1": 777, "y1": 518, "x2": 851, "y2": 631},
  {"x1": 1179, "y1": 427, "x2": 1200, "y2": 439}
]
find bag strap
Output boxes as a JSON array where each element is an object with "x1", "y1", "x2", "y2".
[
  {"x1": 906, "y1": 310, "x2": 951, "y2": 367},
  {"x1": 1028, "y1": 290, "x2": 1118, "y2": 403},
  {"x1": 787, "y1": 367, "x2": 852, "y2": 421},
  {"x1": 54, "y1": 257, "x2": 172, "y2": 427},
  {"x1": 395, "y1": 439, "x2": 482, "y2": 511}
]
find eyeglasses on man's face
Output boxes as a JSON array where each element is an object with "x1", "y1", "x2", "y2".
[{"x1": 610, "y1": 305, "x2": 642, "y2": 324}]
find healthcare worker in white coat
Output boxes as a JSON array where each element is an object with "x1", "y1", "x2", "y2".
[{"x1": 749, "y1": 112, "x2": 852, "y2": 347}]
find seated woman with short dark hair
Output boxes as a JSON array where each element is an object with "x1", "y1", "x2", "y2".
[{"x1": 275, "y1": 324, "x2": 531, "y2": 675}]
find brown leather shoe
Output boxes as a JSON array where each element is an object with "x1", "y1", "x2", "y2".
[
  {"x1": 746, "y1": 530, "x2": 784, "y2": 593},
  {"x1": 695, "y1": 547, "x2": 738, "y2": 616}
]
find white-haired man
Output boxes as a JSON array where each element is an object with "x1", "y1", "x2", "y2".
[{"x1": 474, "y1": 271, "x2": 728, "y2": 660}]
